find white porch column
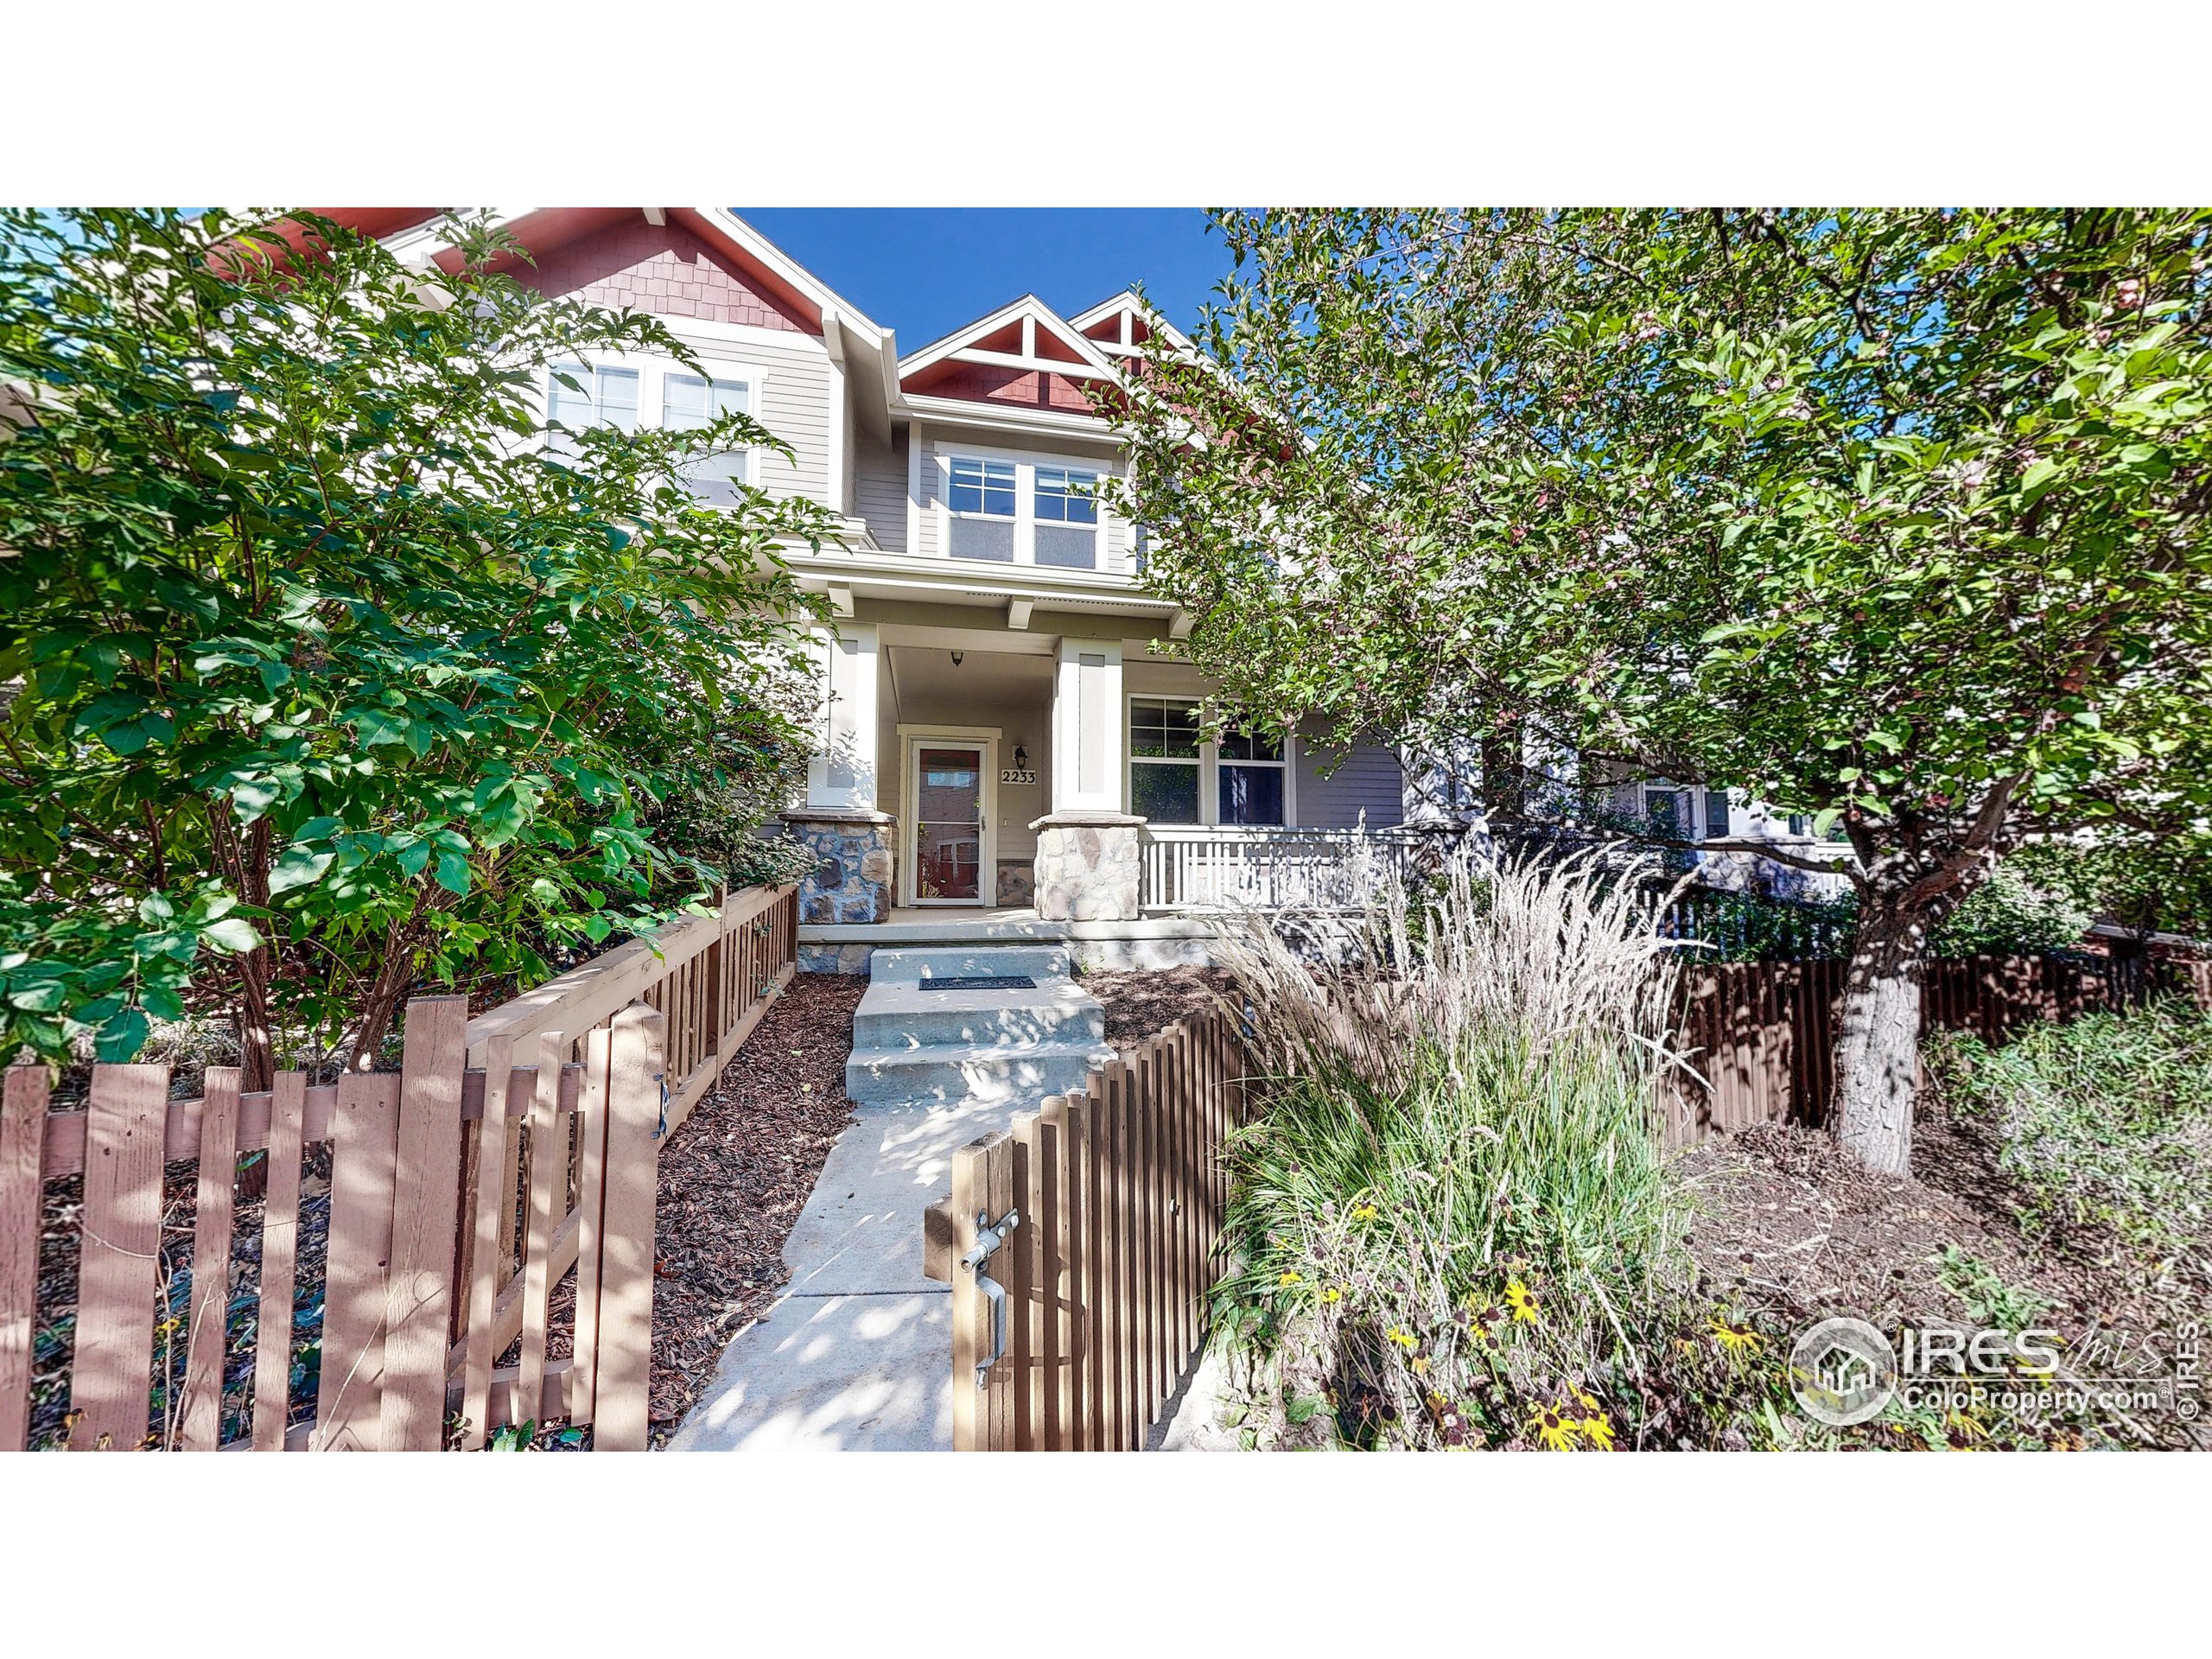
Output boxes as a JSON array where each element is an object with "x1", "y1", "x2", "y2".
[
  {"x1": 804, "y1": 621, "x2": 880, "y2": 810},
  {"x1": 1051, "y1": 636, "x2": 1122, "y2": 813}
]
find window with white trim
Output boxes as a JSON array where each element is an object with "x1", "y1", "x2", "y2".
[
  {"x1": 1128, "y1": 696, "x2": 1202, "y2": 823},
  {"x1": 1033, "y1": 467, "x2": 1101, "y2": 569},
  {"x1": 947, "y1": 456, "x2": 1017, "y2": 562},
  {"x1": 1217, "y1": 728, "x2": 1287, "y2": 826},
  {"x1": 1127, "y1": 698, "x2": 1292, "y2": 826},
  {"x1": 663, "y1": 372, "x2": 752, "y2": 505},
  {"x1": 546, "y1": 362, "x2": 639, "y2": 455}
]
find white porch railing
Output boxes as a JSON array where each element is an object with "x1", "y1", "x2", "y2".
[{"x1": 1139, "y1": 825, "x2": 1426, "y2": 912}]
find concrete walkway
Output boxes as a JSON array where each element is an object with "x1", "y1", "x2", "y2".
[
  {"x1": 669, "y1": 946, "x2": 1098, "y2": 1452},
  {"x1": 668, "y1": 1092, "x2": 1024, "y2": 1451}
]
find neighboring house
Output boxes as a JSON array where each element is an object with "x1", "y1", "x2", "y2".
[{"x1": 321, "y1": 207, "x2": 1415, "y2": 969}]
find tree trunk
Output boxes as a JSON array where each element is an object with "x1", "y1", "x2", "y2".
[{"x1": 1831, "y1": 893, "x2": 1929, "y2": 1176}]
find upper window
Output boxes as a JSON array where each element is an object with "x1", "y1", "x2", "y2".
[
  {"x1": 948, "y1": 456, "x2": 1017, "y2": 562},
  {"x1": 663, "y1": 373, "x2": 751, "y2": 505},
  {"x1": 1034, "y1": 467, "x2": 1101, "y2": 570},
  {"x1": 547, "y1": 363, "x2": 639, "y2": 455}
]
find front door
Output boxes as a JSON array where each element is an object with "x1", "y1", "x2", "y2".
[{"x1": 912, "y1": 742, "x2": 988, "y2": 904}]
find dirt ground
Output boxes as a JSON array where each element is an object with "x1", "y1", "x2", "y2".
[
  {"x1": 1678, "y1": 1101, "x2": 2206, "y2": 1446},
  {"x1": 1084, "y1": 965, "x2": 1238, "y2": 1050}
]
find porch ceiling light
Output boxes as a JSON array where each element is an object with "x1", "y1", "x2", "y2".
[{"x1": 951, "y1": 650, "x2": 965, "y2": 667}]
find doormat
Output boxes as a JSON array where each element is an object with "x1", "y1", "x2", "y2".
[{"x1": 918, "y1": 975, "x2": 1038, "y2": 991}]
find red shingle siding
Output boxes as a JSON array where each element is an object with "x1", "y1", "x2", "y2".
[
  {"x1": 519, "y1": 221, "x2": 816, "y2": 334},
  {"x1": 906, "y1": 360, "x2": 1097, "y2": 415}
]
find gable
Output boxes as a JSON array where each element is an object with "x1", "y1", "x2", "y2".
[
  {"x1": 512, "y1": 215, "x2": 818, "y2": 334},
  {"x1": 898, "y1": 294, "x2": 1120, "y2": 416}
]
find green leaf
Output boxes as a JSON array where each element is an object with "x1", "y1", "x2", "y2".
[
  {"x1": 269, "y1": 846, "x2": 336, "y2": 894},
  {"x1": 434, "y1": 851, "x2": 472, "y2": 896},
  {"x1": 94, "y1": 1006, "x2": 151, "y2": 1062},
  {"x1": 201, "y1": 917, "x2": 263, "y2": 955}
]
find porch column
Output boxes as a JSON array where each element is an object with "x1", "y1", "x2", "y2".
[
  {"x1": 1050, "y1": 637, "x2": 1121, "y2": 812},
  {"x1": 785, "y1": 621, "x2": 895, "y2": 943},
  {"x1": 1035, "y1": 636, "x2": 1143, "y2": 922}
]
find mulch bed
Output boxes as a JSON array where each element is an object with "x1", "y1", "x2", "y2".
[
  {"x1": 1678, "y1": 1101, "x2": 2205, "y2": 1446},
  {"x1": 1084, "y1": 966, "x2": 1237, "y2": 1051},
  {"x1": 637, "y1": 971, "x2": 861, "y2": 1443}
]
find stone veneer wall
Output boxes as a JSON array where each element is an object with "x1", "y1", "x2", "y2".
[
  {"x1": 784, "y1": 809, "x2": 895, "y2": 927},
  {"x1": 1032, "y1": 811, "x2": 1144, "y2": 923}
]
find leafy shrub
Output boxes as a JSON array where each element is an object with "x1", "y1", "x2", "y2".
[
  {"x1": 1926, "y1": 1002, "x2": 2212, "y2": 1268},
  {"x1": 1669, "y1": 887, "x2": 1859, "y2": 962},
  {"x1": 1928, "y1": 866, "x2": 2091, "y2": 958},
  {"x1": 1206, "y1": 853, "x2": 1795, "y2": 1450}
]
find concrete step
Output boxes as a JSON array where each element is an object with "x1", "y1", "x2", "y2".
[
  {"x1": 853, "y1": 981, "x2": 1105, "y2": 1051},
  {"x1": 845, "y1": 1036, "x2": 1116, "y2": 1107},
  {"x1": 868, "y1": 944, "x2": 1072, "y2": 982}
]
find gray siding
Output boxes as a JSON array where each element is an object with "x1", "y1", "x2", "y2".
[
  {"x1": 1298, "y1": 731, "x2": 1407, "y2": 828},
  {"x1": 674, "y1": 328, "x2": 835, "y2": 506},
  {"x1": 854, "y1": 427, "x2": 908, "y2": 552}
]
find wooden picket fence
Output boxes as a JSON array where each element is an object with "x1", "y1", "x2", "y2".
[
  {"x1": 0, "y1": 881, "x2": 798, "y2": 1452},
  {"x1": 923, "y1": 1005, "x2": 1247, "y2": 1452},
  {"x1": 1669, "y1": 951, "x2": 2212, "y2": 1142},
  {"x1": 449, "y1": 881, "x2": 798, "y2": 1376}
]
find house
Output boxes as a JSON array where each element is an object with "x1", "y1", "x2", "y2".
[{"x1": 318, "y1": 207, "x2": 1417, "y2": 969}]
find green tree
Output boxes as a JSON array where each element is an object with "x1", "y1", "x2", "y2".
[
  {"x1": 0, "y1": 209, "x2": 831, "y2": 1083},
  {"x1": 1113, "y1": 208, "x2": 2212, "y2": 1174}
]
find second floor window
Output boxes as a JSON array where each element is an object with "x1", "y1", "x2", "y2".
[
  {"x1": 1033, "y1": 467, "x2": 1100, "y2": 569},
  {"x1": 546, "y1": 363, "x2": 639, "y2": 455},
  {"x1": 663, "y1": 373, "x2": 751, "y2": 506},
  {"x1": 948, "y1": 456, "x2": 1017, "y2": 561}
]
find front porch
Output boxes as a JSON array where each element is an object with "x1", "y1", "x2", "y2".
[{"x1": 785, "y1": 607, "x2": 1418, "y2": 970}]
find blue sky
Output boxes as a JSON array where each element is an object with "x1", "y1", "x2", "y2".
[{"x1": 732, "y1": 209, "x2": 1230, "y2": 352}]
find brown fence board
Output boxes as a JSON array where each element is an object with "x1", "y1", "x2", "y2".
[
  {"x1": 457, "y1": 1034, "x2": 515, "y2": 1450},
  {"x1": 251, "y1": 1071, "x2": 307, "y2": 1451},
  {"x1": 315, "y1": 1071, "x2": 401, "y2": 1452},
  {"x1": 2, "y1": 1066, "x2": 51, "y2": 1452},
  {"x1": 381, "y1": 996, "x2": 468, "y2": 1451},
  {"x1": 570, "y1": 1024, "x2": 614, "y2": 1427},
  {"x1": 179, "y1": 1065, "x2": 241, "y2": 1451},
  {"x1": 591, "y1": 1005, "x2": 663, "y2": 1452},
  {"x1": 68, "y1": 1063, "x2": 168, "y2": 1451},
  {"x1": 516, "y1": 1032, "x2": 569, "y2": 1433}
]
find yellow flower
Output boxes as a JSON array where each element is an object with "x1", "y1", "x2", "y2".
[
  {"x1": 1320, "y1": 1287, "x2": 1342, "y2": 1305},
  {"x1": 1579, "y1": 1413, "x2": 1617, "y2": 1452},
  {"x1": 1571, "y1": 1384, "x2": 1601, "y2": 1413},
  {"x1": 1412, "y1": 1355, "x2": 1432, "y2": 1376},
  {"x1": 1530, "y1": 1405, "x2": 1578, "y2": 1451},
  {"x1": 1385, "y1": 1326, "x2": 1420, "y2": 1351},
  {"x1": 1709, "y1": 1317, "x2": 1763, "y2": 1357},
  {"x1": 1505, "y1": 1280, "x2": 1540, "y2": 1325},
  {"x1": 1351, "y1": 1203, "x2": 1380, "y2": 1222},
  {"x1": 1278, "y1": 1270, "x2": 1303, "y2": 1287}
]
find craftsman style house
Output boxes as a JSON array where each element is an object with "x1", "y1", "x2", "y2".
[{"x1": 321, "y1": 207, "x2": 1417, "y2": 969}]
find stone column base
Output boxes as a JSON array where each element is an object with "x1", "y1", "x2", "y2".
[
  {"x1": 782, "y1": 808, "x2": 896, "y2": 925},
  {"x1": 1031, "y1": 810, "x2": 1145, "y2": 922}
]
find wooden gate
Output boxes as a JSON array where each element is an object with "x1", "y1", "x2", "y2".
[
  {"x1": 924, "y1": 1006, "x2": 1247, "y2": 1452},
  {"x1": 1, "y1": 996, "x2": 664, "y2": 1452}
]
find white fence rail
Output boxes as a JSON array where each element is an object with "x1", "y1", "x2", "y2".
[{"x1": 1139, "y1": 826, "x2": 1426, "y2": 912}]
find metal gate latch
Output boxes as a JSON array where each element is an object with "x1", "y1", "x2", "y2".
[{"x1": 962, "y1": 1208, "x2": 1020, "y2": 1389}]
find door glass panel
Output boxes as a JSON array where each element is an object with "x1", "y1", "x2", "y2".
[{"x1": 916, "y1": 746, "x2": 982, "y2": 900}]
